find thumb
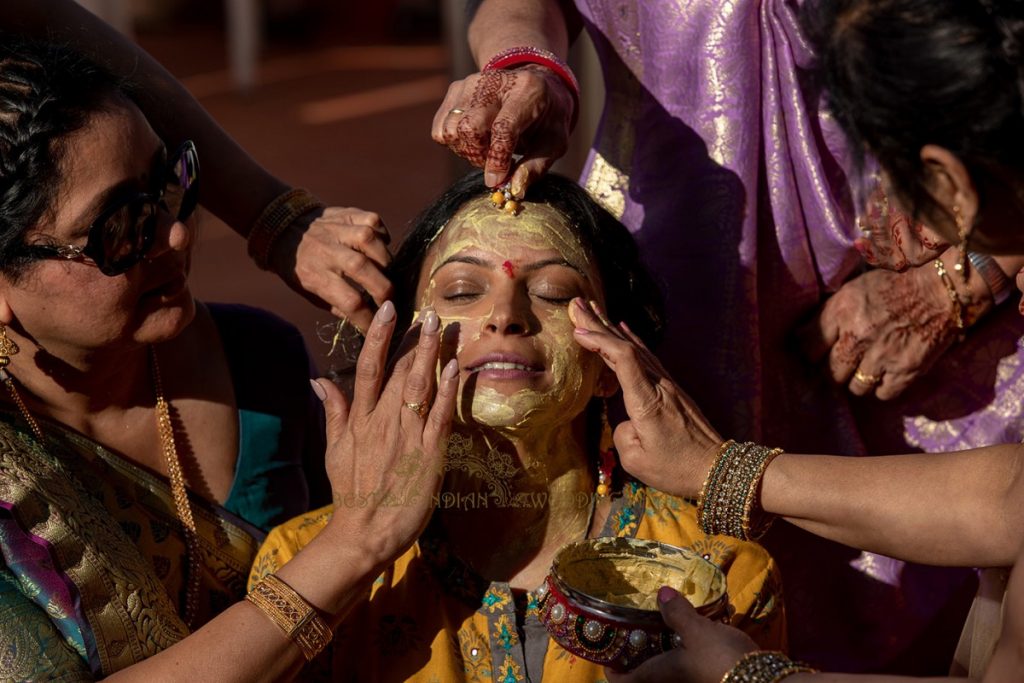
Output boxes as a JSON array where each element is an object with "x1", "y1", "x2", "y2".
[
  {"x1": 657, "y1": 586, "x2": 699, "y2": 635},
  {"x1": 312, "y1": 377, "x2": 350, "y2": 444},
  {"x1": 509, "y1": 155, "x2": 556, "y2": 198}
]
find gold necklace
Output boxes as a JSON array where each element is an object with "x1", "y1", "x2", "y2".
[{"x1": 1, "y1": 345, "x2": 201, "y2": 629}]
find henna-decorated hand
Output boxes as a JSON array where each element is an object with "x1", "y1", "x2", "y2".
[
  {"x1": 605, "y1": 588, "x2": 757, "y2": 683},
  {"x1": 431, "y1": 65, "x2": 575, "y2": 195},
  {"x1": 268, "y1": 206, "x2": 393, "y2": 332},
  {"x1": 856, "y1": 181, "x2": 949, "y2": 271},
  {"x1": 800, "y1": 257, "x2": 993, "y2": 400},
  {"x1": 318, "y1": 302, "x2": 460, "y2": 567},
  {"x1": 569, "y1": 298, "x2": 722, "y2": 499}
]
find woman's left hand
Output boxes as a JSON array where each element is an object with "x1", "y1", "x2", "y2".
[
  {"x1": 569, "y1": 298, "x2": 721, "y2": 498},
  {"x1": 799, "y1": 262, "x2": 988, "y2": 400},
  {"x1": 605, "y1": 587, "x2": 756, "y2": 683},
  {"x1": 267, "y1": 206, "x2": 394, "y2": 332}
]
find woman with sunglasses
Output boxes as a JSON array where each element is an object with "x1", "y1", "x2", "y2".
[
  {"x1": 0, "y1": 0, "x2": 392, "y2": 333},
  {"x1": 0, "y1": 39, "x2": 459, "y2": 681}
]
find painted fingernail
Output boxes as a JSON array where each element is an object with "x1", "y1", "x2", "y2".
[
  {"x1": 658, "y1": 586, "x2": 680, "y2": 604},
  {"x1": 376, "y1": 301, "x2": 396, "y2": 323},
  {"x1": 423, "y1": 309, "x2": 439, "y2": 335},
  {"x1": 443, "y1": 358, "x2": 459, "y2": 379},
  {"x1": 309, "y1": 379, "x2": 327, "y2": 402},
  {"x1": 575, "y1": 298, "x2": 589, "y2": 313}
]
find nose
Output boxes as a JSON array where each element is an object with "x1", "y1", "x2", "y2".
[
  {"x1": 482, "y1": 289, "x2": 533, "y2": 336},
  {"x1": 147, "y1": 210, "x2": 192, "y2": 260}
]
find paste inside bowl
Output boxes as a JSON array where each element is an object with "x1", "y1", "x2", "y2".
[{"x1": 554, "y1": 537, "x2": 725, "y2": 612}]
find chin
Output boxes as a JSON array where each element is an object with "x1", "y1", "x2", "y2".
[{"x1": 133, "y1": 294, "x2": 196, "y2": 345}]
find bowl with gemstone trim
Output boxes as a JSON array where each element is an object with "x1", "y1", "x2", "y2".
[{"x1": 537, "y1": 537, "x2": 728, "y2": 671}]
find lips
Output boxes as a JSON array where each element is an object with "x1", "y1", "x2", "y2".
[{"x1": 466, "y1": 352, "x2": 543, "y2": 380}]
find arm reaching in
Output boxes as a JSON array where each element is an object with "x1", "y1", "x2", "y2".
[
  {"x1": 96, "y1": 304, "x2": 459, "y2": 681},
  {"x1": 431, "y1": 0, "x2": 580, "y2": 195},
  {"x1": 570, "y1": 296, "x2": 1024, "y2": 569},
  {"x1": 0, "y1": 0, "x2": 391, "y2": 329}
]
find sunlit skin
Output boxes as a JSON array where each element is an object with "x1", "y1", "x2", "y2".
[
  {"x1": 0, "y1": 97, "x2": 239, "y2": 502},
  {"x1": 412, "y1": 196, "x2": 618, "y2": 589}
]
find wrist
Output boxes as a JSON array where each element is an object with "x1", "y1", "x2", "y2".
[
  {"x1": 931, "y1": 249, "x2": 994, "y2": 328},
  {"x1": 482, "y1": 46, "x2": 580, "y2": 129}
]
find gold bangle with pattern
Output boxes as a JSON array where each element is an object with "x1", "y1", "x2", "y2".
[
  {"x1": 721, "y1": 650, "x2": 817, "y2": 683},
  {"x1": 246, "y1": 573, "x2": 332, "y2": 661},
  {"x1": 247, "y1": 188, "x2": 326, "y2": 271}
]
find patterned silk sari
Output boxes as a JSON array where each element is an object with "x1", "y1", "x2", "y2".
[{"x1": 0, "y1": 414, "x2": 261, "y2": 679}]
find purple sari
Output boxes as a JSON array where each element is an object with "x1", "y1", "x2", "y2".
[{"x1": 576, "y1": 0, "x2": 1024, "y2": 672}]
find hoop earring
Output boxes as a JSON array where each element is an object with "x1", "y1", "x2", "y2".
[
  {"x1": 597, "y1": 401, "x2": 615, "y2": 498},
  {"x1": 952, "y1": 205, "x2": 971, "y2": 285}
]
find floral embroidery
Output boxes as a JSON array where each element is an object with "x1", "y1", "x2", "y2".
[
  {"x1": 496, "y1": 654, "x2": 524, "y2": 683},
  {"x1": 482, "y1": 587, "x2": 511, "y2": 613},
  {"x1": 686, "y1": 537, "x2": 734, "y2": 567},
  {"x1": 458, "y1": 627, "x2": 491, "y2": 681},
  {"x1": 492, "y1": 614, "x2": 519, "y2": 652}
]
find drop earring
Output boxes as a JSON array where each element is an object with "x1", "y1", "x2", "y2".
[
  {"x1": 597, "y1": 400, "x2": 615, "y2": 498},
  {"x1": 952, "y1": 205, "x2": 971, "y2": 285},
  {"x1": 0, "y1": 325, "x2": 42, "y2": 441}
]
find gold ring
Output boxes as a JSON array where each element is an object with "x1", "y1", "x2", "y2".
[
  {"x1": 853, "y1": 369, "x2": 881, "y2": 386},
  {"x1": 449, "y1": 108, "x2": 465, "y2": 115},
  {"x1": 404, "y1": 401, "x2": 428, "y2": 418}
]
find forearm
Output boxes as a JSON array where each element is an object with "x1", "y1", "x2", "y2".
[
  {"x1": 760, "y1": 446, "x2": 1024, "y2": 567},
  {"x1": 105, "y1": 523, "x2": 382, "y2": 682},
  {"x1": 0, "y1": 0, "x2": 287, "y2": 237},
  {"x1": 468, "y1": 0, "x2": 579, "y2": 64}
]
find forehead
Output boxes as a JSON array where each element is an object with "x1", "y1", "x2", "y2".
[{"x1": 428, "y1": 196, "x2": 590, "y2": 265}]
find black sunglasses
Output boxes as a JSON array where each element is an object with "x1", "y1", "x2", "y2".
[{"x1": 22, "y1": 140, "x2": 200, "y2": 276}]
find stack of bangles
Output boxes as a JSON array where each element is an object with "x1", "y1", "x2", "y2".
[
  {"x1": 246, "y1": 573, "x2": 333, "y2": 661},
  {"x1": 722, "y1": 651, "x2": 818, "y2": 682},
  {"x1": 247, "y1": 188, "x2": 326, "y2": 271},
  {"x1": 696, "y1": 440, "x2": 783, "y2": 541},
  {"x1": 482, "y1": 46, "x2": 581, "y2": 130}
]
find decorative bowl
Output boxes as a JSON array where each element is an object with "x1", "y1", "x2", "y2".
[{"x1": 537, "y1": 537, "x2": 728, "y2": 672}]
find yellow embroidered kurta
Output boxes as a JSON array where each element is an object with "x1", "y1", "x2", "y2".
[{"x1": 251, "y1": 482, "x2": 784, "y2": 682}]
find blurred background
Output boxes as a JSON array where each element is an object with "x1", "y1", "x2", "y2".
[{"x1": 75, "y1": 0, "x2": 602, "y2": 373}]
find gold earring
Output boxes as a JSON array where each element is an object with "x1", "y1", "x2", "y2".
[
  {"x1": 952, "y1": 205, "x2": 971, "y2": 285},
  {"x1": 0, "y1": 324, "x2": 20, "y2": 368},
  {"x1": 597, "y1": 400, "x2": 615, "y2": 498}
]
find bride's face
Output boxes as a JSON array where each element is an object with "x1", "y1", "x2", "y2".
[{"x1": 414, "y1": 197, "x2": 609, "y2": 433}]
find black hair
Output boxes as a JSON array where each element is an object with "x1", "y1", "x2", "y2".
[
  {"x1": 389, "y1": 170, "x2": 665, "y2": 348},
  {"x1": 0, "y1": 37, "x2": 125, "y2": 280},
  {"x1": 802, "y1": 0, "x2": 1024, "y2": 224}
]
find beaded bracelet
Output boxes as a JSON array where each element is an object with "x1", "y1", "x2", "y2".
[
  {"x1": 721, "y1": 651, "x2": 817, "y2": 683},
  {"x1": 697, "y1": 441, "x2": 782, "y2": 541},
  {"x1": 934, "y1": 257, "x2": 965, "y2": 330},
  {"x1": 967, "y1": 251, "x2": 1013, "y2": 306},
  {"x1": 247, "y1": 188, "x2": 326, "y2": 271},
  {"x1": 482, "y1": 46, "x2": 580, "y2": 129},
  {"x1": 246, "y1": 573, "x2": 333, "y2": 661}
]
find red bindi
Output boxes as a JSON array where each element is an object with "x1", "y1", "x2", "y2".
[{"x1": 501, "y1": 260, "x2": 516, "y2": 278}]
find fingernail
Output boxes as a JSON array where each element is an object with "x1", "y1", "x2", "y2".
[
  {"x1": 658, "y1": 586, "x2": 680, "y2": 604},
  {"x1": 485, "y1": 171, "x2": 502, "y2": 188},
  {"x1": 443, "y1": 358, "x2": 459, "y2": 379},
  {"x1": 575, "y1": 298, "x2": 589, "y2": 313},
  {"x1": 619, "y1": 321, "x2": 633, "y2": 334},
  {"x1": 574, "y1": 327, "x2": 590, "y2": 335},
  {"x1": 309, "y1": 379, "x2": 327, "y2": 402},
  {"x1": 423, "y1": 309, "x2": 439, "y2": 335},
  {"x1": 376, "y1": 301, "x2": 396, "y2": 323}
]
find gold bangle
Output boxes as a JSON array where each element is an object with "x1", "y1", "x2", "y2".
[
  {"x1": 721, "y1": 650, "x2": 818, "y2": 683},
  {"x1": 697, "y1": 442, "x2": 781, "y2": 541},
  {"x1": 934, "y1": 257, "x2": 965, "y2": 329},
  {"x1": 246, "y1": 574, "x2": 332, "y2": 661},
  {"x1": 247, "y1": 188, "x2": 326, "y2": 271}
]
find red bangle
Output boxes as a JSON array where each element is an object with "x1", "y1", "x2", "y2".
[{"x1": 482, "y1": 46, "x2": 580, "y2": 129}]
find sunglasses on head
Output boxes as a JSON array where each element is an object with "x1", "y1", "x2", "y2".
[{"x1": 22, "y1": 140, "x2": 200, "y2": 276}]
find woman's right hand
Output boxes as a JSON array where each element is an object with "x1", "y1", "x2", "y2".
[
  {"x1": 317, "y1": 301, "x2": 460, "y2": 568},
  {"x1": 431, "y1": 66, "x2": 575, "y2": 195},
  {"x1": 569, "y1": 299, "x2": 722, "y2": 498}
]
